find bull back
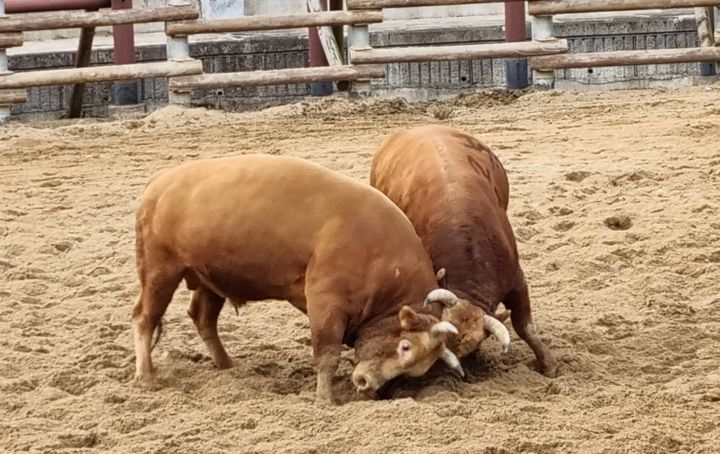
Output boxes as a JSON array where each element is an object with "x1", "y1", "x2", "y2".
[{"x1": 370, "y1": 125, "x2": 521, "y2": 312}]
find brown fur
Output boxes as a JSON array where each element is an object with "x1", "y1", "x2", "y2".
[
  {"x1": 131, "y1": 154, "x2": 456, "y2": 403},
  {"x1": 371, "y1": 125, "x2": 560, "y2": 377}
]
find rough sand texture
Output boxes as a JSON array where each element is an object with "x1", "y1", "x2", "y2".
[{"x1": 1, "y1": 86, "x2": 719, "y2": 453}]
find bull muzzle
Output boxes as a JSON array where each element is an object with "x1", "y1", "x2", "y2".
[{"x1": 352, "y1": 369, "x2": 380, "y2": 394}]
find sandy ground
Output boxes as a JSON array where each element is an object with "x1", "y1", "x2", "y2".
[{"x1": 1, "y1": 85, "x2": 720, "y2": 453}]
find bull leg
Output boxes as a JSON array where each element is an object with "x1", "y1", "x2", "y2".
[
  {"x1": 306, "y1": 293, "x2": 347, "y2": 404},
  {"x1": 131, "y1": 264, "x2": 184, "y2": 384},
  {"x1": 187, "y1": 287, "x2": 233, "y2": 369},
  {"x1": 504, "y1": 279, "x2": 560, "y2": 378}
]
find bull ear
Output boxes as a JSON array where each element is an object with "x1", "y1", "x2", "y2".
[
  {"x1": 398, "y1": 306, "x2": 437, "y2": 331},
  {"x1": 399, "y1": 306, "x2": 421, "y2": 330}
]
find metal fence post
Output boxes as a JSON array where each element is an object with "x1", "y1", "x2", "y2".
[
  {"x1": 0, "y1": 0, "x2": 10, "y2": 123},
  {"x1": 347, "y1": 24, "x2": 371, "y2": 97},
  {"x1": 166, "y1": 0, "x2": 192, "y2": 105},
  {"x1": 531, "y1": 15, "x2": 555, "y2": 90}
]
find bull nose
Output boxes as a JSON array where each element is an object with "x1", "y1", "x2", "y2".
[{"x1": 352, "y1": 372, "x2": 373, "y2": 393}]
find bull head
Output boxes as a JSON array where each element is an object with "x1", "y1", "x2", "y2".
[
  {"x1": 352, "y1": 291, "x2": 465, "y2": 396},
  {"x1": 424, "y1": 288, "x2": 511, "y2": 359}
]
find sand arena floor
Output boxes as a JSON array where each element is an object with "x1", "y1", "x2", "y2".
[{"x1": 1, "y1": 85, "x2": 719, "y2": 453}]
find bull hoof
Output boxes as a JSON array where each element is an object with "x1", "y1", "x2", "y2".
[
  {"x1": 314, "y1": 386, "x2": 338, "y2": 405},
  {"x1": 539, "y1": 362, "x2": 561, "y2": 378},
  {"x1": 315, "y1": 394, "x2": 338, "y2": 406},
  {"x1": 132, "y1": 373, "x2": 159, "y2": 389},
  {"x1": 214, "y1": 358, "x2": 234, "y2": 370}
]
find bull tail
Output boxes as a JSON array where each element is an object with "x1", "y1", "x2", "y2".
[{"x1": 151, "y1": 318, "x2": 163, "y2": 351}]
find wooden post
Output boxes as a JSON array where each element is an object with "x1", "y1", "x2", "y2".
[
  {"x1": 0, "y1": 89, "x2": 26, "y2": 104},
  {"x1": 0, "y1": 0, "x2": 9, "y2": 123},
  {"x1": 529, "y1": 0, "x2": 720, "y2": 16},
  {"x1": 169, "y1": 65, "x2": 386, "y2": 90},
  {"x1": 531, "y1": 15, "x2": 555, "y2": 90},
  {"x1": 166, "y1": 0, "x2": 192, "y2": 105},
  {"x1": 530, "y1": 47, "x2": 720, "y2": 70},
  {"x1": 348, "y1": 0, "x2": 525, "y2": 8},
  {"x1": 696, "y1": 7, "x2": 716, "y2": 76},
  {"x1": 349, "y1": 40, "x2": 569, "y2": 63},
  {"x1": 0, "y1": 60, "x2": 203, "y2": 89},
  {"x1": 69, "y1": 23, "x2": 96, "y2": 118},
  {"x1": 0, "y1": 4, "x2": 199, "y2": 31},
  {"x1": 165, "y1": 10, "x2": 383, "y2": 35}
]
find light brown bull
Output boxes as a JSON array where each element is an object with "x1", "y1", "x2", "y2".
[
  {"x1": 371, "y1": 125, "x2": 559, "y2": 377},
  {"x1": 132, "y1": 154, "x2": 470, "y2": 403}
]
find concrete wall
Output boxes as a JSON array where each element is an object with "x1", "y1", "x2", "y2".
[
  {"x1": 200, "y1": 0, "x2": 244, "y2": 18},
  {"x1": 7, "y1": 13, "x2": 708, "y2": 121}
]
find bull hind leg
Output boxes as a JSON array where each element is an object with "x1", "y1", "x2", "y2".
[
  {"x1": 187, "y1": 287, "x2": 233, "y2": 370},
  {"x1": 503, "y1": 279, "x2": 560, "y2": 378},
  {"x1": 131, "y1": 260, "x2": 185, "y2": 384}
]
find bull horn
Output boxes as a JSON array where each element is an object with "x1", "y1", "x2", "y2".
[
  {"x1": 423, "y1": 289, "x2": 460, "y2": 308},
  {"x1": 441, "y1": 347, "x2": 465, "y2": 379},
  {"x1": 484, "y1": 315, "x2": 510, "y2": 353},
  {"x1": 435, "y1": 268, "x2": 446, "y2": 282},
  {"x1": 430, "y1": 321, "x2": 458, "y2": 338}
]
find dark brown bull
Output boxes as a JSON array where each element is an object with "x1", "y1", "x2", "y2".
[
  {"x1": 131, "y1": 154, "x2": 473, "y2": 403},
  {"x1": 370, "y1": 125, "x2": 559, "y2": 377}
]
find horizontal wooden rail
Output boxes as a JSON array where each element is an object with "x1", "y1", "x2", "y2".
[
  {"x1": 169, "y1": 64, "x2": 386, "y2": 90},
  {"x1": 0, "y1": 33, "x2": 23, "y2": 49},
  {"x1": 0, "y1": 89, "x2": 27, "y2": 105},
  {"x1": 166, "y1": 10, "x2": 383, "y2": 36},
  {"x1": 350, "y1": 39, "x2": 569, "y2": 64},
  {"x1": 348, "y1": 0, "x2": 523, "y2": 9},
  {"x1": 530, "y1": 47, "x2": 720, "y2": 70},
  {"x1": 0, "y1": 4, "x2": 199, "y2": 32},
  {"x1": 0, "y1": 60, "x2": 203, "y2": 89},
  {"x1": 528, "y1": 0, "x2": 720, "y2": 16},
  {"x1": 6, "y1": 0, "x2": 111, "y2": 13}
]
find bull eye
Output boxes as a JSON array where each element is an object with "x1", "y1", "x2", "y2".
[{"x1": 401, "y1": 341, "x2": 411, "y2": 352}]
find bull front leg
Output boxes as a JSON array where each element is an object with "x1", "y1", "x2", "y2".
[{"x1": 306, "y1": 294, "x2": 347, "y2": 404}]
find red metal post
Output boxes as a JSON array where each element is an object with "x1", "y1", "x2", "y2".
[
  {"x1": 308, "y1": 0, "x2": 332, "y2": 96},
  {"x1": 504, "y1": 1, "x2": 528, "y2": 88},
  {"x1": 329, "y1": 0, "x2": 348, "y2": 91},
  {"x1": 111, "y1": 0, "x2": 137, "y2": 105}
]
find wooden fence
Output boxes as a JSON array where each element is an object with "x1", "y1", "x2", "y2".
[
  {"x1": 526, "y1": 0, "x2": 720, "y2": 89},
  {"x1": 0, "y1": 0, "x2": 718, "y2": 120},
  {"x1": 0, "y1": 0, "x2": 202, "y2": 119},
  {"x1": 163, "y1": 3, "x2": 387, "y2": 102}
]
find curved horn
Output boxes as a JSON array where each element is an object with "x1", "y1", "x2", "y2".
[
  {"x1": 441, "y1": 347, "x2": 465, "y2": 379},
  {"x1": 430, "y1": 321, "x2": 458, "y2": 338},
  {"x1": 423, "y1": 289, "x2": 460, "y2": 308},
  {"x1": 484, "y1": 315, "x2": 511, "y2": 353}
]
